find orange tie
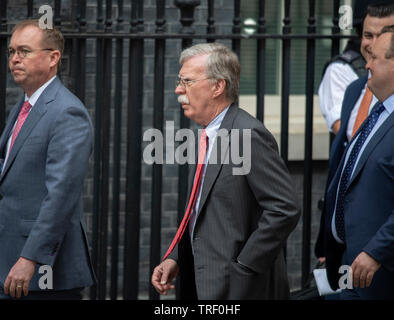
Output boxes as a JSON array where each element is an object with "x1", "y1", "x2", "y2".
[
  {"x1": 351, "y1": 87, "x2": 372, "y2": 138},
  {"x1": 162, "y1": 129, "x2": 208, "y2": 261}
]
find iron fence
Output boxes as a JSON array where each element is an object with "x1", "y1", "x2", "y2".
[{"x1": 0, "y1": 0, "x2": 355, "y2": 300}]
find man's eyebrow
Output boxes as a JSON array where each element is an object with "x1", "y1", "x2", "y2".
[{"x1": 8, "y1": 45, "x2": 32, "y2": 49}]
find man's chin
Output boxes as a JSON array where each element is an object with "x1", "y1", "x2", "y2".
[
  {"x1": 12, "y1": 75, "x2": 25, "y2": 84},
  {"x1": 182, "y1": 108, "x2": 193, "y2": 120}
]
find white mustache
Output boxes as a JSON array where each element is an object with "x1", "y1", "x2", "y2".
[{"x1": 177, "y1": 95, "x2": 189, "y2": 105}]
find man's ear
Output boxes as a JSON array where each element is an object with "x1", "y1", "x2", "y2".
[
  {"x1": 212, "y1": 79, "x2": 226, "y2": 99},
  {"x1": 49, "y1": 50, "x2": 61, "y2": 69}
]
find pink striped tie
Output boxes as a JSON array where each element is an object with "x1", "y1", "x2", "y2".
[
  {"x1": 9, "y1": 101, "x2": 32, "y2": 152},
  {"x1": 163, "y1": 129, "x2": 208, "y2": 261}
]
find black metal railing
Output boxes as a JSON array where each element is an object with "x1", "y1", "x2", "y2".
[{"x1": 0, "y1": 0, "x2": 355, "y2": 299}]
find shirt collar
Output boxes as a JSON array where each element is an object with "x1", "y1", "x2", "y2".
[
  {"x1": 204, "y1": 105, "x2": 230, "y2": 141},
  {"x1": 24, "y1": 75, "x2": 57, "y2": 107},
  {"x1": 382, "y1": 94, "x2": 394, "y2": 115}
]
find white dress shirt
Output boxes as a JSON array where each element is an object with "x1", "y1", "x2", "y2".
[{"x1": 318, "y1": 62, "x2": 358, "y2": 131}]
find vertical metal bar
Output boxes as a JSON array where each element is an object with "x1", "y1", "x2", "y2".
[
  {"x1": 207, "y1": 0, "x2": 215, "y2": 43},
  {"x1": 110, "y1": 0, "x2": 124, "y2": 301},
  {"x1": 256, "y1": 0, "x2": 266, "y2": 122},
  {"x1": 75, "y1": 0, "x2": 87, "y2": 103},
  {"x1": 173, "y1": 0, "x2": 199, "y2": 215},
  {"x1": 116, "y1": 0, "x2": 124, "y2": 31},
  {"x1": 27, "y1": 0, "x2": 33, "y2": 18},
  {"x1": 280, "y1": 0, "x2": 291, "y2": 166},
  {"x1": 149, "y1": 0, "x2": 166, "y2": 301},
  {"x1": 54, "y1": 0, "x2": 62, "y2": 81},
  {"x1": 232, "y1": 0, "x2": 241, "y2": 57},
  {"x1": 173, "y1": 0, "x2": 200, "y2": 300},
  {"x1": 330, "y1": 0, "x2": 341, "y2": 147},
  {"x1": 124, "y1": 0, "x2": 144, "y2": 300},
  {"x1": 54, "y1": 0, "x2": 61, "y2": 28},
  {"x1": 138, "y1": 0, "x2": 144, "y2": 32},
  {"x1": 302, "y1": 0, "x2": 316, "y2": 289},
  {"x1": 0, "y1": 0, "x2": 7, "y2": 131},
  {"x1": 96, "y1": 0, "x2": 113, "y2": 300},
  {"x1": 97, "y1": 0, "x2": 104, "y2": 30},
  {"x1": 90, "y1": 0, "x2": 105, "y2": 300},
  {"x1": 331, "y1": 0, "x2": 340, "y2": 58}
]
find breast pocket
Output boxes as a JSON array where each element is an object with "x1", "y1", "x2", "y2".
[{"x1": 24, "y1": 136, "x2": 46, "y2": 146}]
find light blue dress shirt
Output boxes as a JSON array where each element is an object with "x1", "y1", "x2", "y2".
[{"x1": 189, "y1": 106, "x2": 230, "y2": 246}]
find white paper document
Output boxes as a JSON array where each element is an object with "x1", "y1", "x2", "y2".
[{"x1": 313, "y1": 268, "x2": 342, "y2": 296}]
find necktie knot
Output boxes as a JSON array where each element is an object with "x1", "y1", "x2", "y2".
[{"x1": 21, "y1": 101, "x2": 32, "y2": 115}]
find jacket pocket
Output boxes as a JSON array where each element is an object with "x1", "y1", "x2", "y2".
[{"x1": 228, "y1": 260, "x2": 262, "y2": 299}]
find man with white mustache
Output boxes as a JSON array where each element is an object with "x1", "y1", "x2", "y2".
[{"x1": 151, "y1": 43, "x2": 300, "y2": 300}]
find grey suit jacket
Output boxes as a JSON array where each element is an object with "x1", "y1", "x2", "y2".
[
  {"x1": 169, "y1": 104, "x2": 300, "y2": 299},
  {"x1": 0, "y1": 77, "x2": 96, "y2": 291}
]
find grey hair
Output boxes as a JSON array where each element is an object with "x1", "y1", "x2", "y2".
[{"x1": 179, "y1": 43, "x2": 240, "y2": 102}]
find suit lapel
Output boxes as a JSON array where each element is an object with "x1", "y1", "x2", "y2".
[
  {"x1": 0, "y1": 101, "x2": 48, "y2": 179},
  {"x1": 196, "y1": 103, "x2": 238, "y2": 217},
  {"x1": 0, "y1": 98, "x2": 24, "y2": 156},
  {"x1": 347, "y1": 111, "x2": 394, "y2": 190},
  {"x1": 0, "y1": 77, "x2": 61, "y2": 180}
]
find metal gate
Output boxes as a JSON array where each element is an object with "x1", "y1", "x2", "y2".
[{"x1": 0, "y1": 0, "x2": 354, "y2": 299}]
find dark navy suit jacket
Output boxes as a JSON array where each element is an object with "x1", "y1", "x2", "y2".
[
  {"x1": 315, "y1": 75, "x2": 369, "y2": 258},
  {"x1": 323, "y1": 81, "x2": 394, "y2": 299}
]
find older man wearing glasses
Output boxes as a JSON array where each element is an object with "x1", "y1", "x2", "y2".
[
  {"x1": 0, "y1": 19, "x2": 95, "y2": 300},
  {"x1": 152, "y1": 43, "x2": 300, "y2": 300}
]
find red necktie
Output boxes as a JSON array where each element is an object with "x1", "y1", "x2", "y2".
[
  {"x1": 163, "y1": 129, "x2": 208, "y2": 261},
  {"x1": 351, "y1": 87, "x2": 372, "y2": 138},
  {"x1": 9, "y1": 101, "x2": 32, "y2": 152}
]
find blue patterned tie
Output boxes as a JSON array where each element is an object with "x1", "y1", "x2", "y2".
[{"x1": 335, "y1": 102, "x2": 386, "y2": 242}]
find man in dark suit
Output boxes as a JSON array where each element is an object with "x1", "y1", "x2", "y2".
[
  {"x1": 0, "y1": 20, "x2": 95, "y2": 299},
  {"x1": 315, "y1": 2, "x2": 394, "y2": 262},
  {"x1": 151, "y1": 43, "x2": 300, "y2": 299},
  {"x1": 323, "y1": 26, "x2": 394, "y2": 299}
]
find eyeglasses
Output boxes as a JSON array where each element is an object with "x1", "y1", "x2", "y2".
[
  {"x1": 175, "y1": 76, "x2": 211, "y2": 88},
  {"x1": 7, "y1": 48, "x2": 54, "y2": 59}
]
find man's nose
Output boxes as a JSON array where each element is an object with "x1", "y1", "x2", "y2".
[
  {"x1": 9, "y1": 52, "x2": 21, "y2": 64},
  {"x1": 175, "y1": 84, "x2": 185, "y2": 95},
  {"x1": 365, "y1": 60, "x2": 371, "y2": 71}
]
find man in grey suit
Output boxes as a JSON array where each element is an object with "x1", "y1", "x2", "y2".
[
  {"x1": 152, "y1": 43, "x2": 300, "y2": 299},
  {"x1": 0, "y1": 20, "x2": 95, "y2": 299}
]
